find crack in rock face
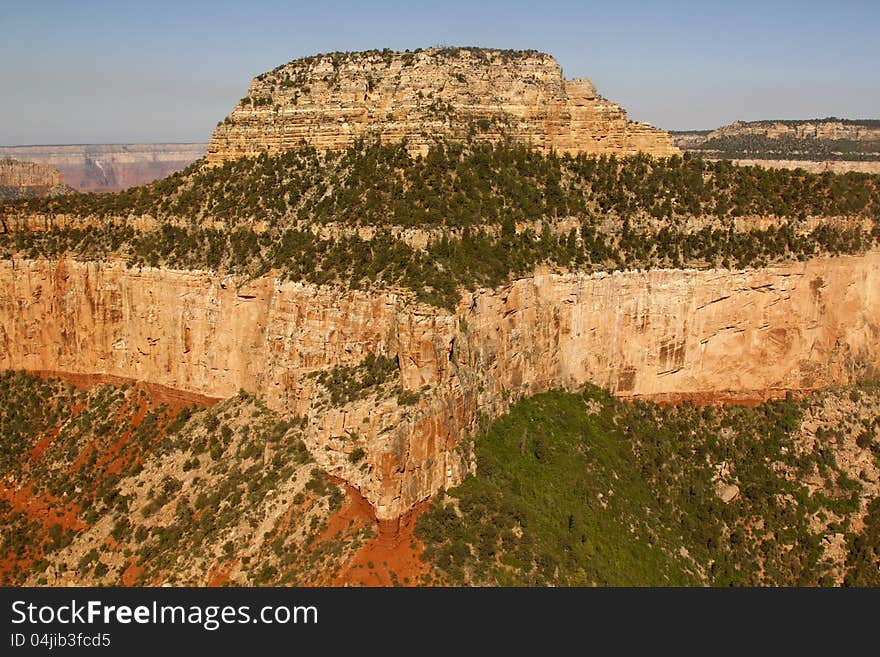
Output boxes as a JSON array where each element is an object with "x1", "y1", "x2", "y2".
[
  {"x1": 207, "y1": 48, "x2": 679, "y2": 163},
  {"x1": 2, "y1": 252, "x2": 880, "y2": 519}
]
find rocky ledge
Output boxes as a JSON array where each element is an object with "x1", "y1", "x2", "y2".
[{"x1": 207, "y1": 47, "x2": 679, "y2": 161}]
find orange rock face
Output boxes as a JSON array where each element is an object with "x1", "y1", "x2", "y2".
[
  {"x1": 0, "y1": 158, "x2": 66, "y2": 196},
  {"x1": 207, "y1": 48, "x2": 678, "y2": 162},
  {"x1": 2, "y1": 253, "x2": 879, "y2": 518}
]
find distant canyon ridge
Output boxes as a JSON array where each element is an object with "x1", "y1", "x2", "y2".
[
  {"x1": 0, "y1": 158, "x2": 72, "y2": 200},
  {"x1": 0, "y1": 143, "x2": 206, "y2": 193},
  {"x1": 672, "y1": 118, "x2": 880, "y2": 174}
]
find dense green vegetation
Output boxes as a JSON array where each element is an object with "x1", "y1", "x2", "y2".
[
  {"x1": 3, "y1": 210, "x2": 875, "y2": 312},
  {"x1": 11, "y1": 140, "x2": 880, "y2": 224},
  {"x1": 416, "y1": 386, "x2": 880, "y2": 586},
  {"x1": 845, "y1": 497, "x2": 880, "y2": 586},
  {"x1": 692, "y1": 134, "x2": 880, "y2": 161},
  {"x1": 3, "y1": 140, "x2": 880, "y2": 310},
  {"x1": 311, "y1": 353, "x2": 400, "y2": 406},
  {"x1": 682, "y1": 119, "x2": 880, "y2": 161},
  {"x1": 0, "y1": 185, "x2": 30, "y2": 201}
]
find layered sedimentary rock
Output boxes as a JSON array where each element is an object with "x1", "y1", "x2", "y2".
[
  {"x1": 3, "y1": 253, "x2": 879, "y2": 518},
  {"x1": 0, "y1": 158, "x2": 69, "y2": 199},
  {"x1": 207, "y1": 48, "x2": 678, "y2": 161},
  {"x1": 0, "y1": 144, "x2": 207, "y2": 192},
  {"x1": 672, "y1": 119, "x2": 880, "y2": 168},
  {"x1": 706, "y1": 119, "x2": 880, "y2": 143},
  {"x1": 0, "y1": 158, "x2": 64, "y2": 189}
]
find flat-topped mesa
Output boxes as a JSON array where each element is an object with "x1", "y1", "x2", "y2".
[
  {"x1": 207, "y1": 47, "x2": 679, "y2": 162},
  {"x1": 708, "y1": 118, "x2": 880, "y2": 142}
]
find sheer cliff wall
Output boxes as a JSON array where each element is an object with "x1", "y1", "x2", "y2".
[
  {"x1": 207, "y1": 48, "x2": 678, "y2": 161},
  {"x1": 3, "y1": 253, "x2": 879, "y2": 518}
]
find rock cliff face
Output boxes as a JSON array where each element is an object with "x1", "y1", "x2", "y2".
[
  {"x1": 3, "y1": 253, "x2": 879, "y2": 518},
  {"x1": 0, "y1": 144, "x2": 207, "y2": 192},
  {"x1": 207, "y1": 48, "x2": 678, "y2": 161},
  {"x1": 707, "y1": 119, "x2": 880, "y2": 143},
  {"x1": 0, "y1": 158, "x2": 69, "y2": 199},
  {"x1": 672, "y1": 118, "x2": 880, "y2": 166},
  {"x1": 0, "y1": 158, "x2": 64, "y2": 189}
]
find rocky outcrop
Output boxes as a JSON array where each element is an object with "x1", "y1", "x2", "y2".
[
  {"x1": 0, "y1": 144, "x2": 207, "y2": 192},
  {"x1": 705, "y1": 119, "x2": 880, "y2": 143},
  {"x1": 3, "y1": 253, "x2": 879, "y2": 518},
  {"x1": 0, "y1": 158, "x2": 69, "y2": 199},
  {"x1": 207, "y1": 48, "x2": 678, "y2": 162},
  {"x1": 673, "y1": 118, "x2": 880, "y2": 165},
  {"x1": 0, "y1": 158, "x2": 64, "y2": 189}
]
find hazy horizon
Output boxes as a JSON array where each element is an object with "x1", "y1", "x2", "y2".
[{"x1": 3, "y1": 0, "x2": 878, "y2": 145}]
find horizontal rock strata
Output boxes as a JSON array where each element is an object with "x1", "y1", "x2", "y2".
[
  {"x1": 3, "y1": 253, "x2": 879, "y2": 518},
  {"x1": 207, "y1": 48, "x2": 678, "y2": 161}
]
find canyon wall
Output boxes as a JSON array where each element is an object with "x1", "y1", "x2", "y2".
[
  {"x1": 0, "y1": 158, "x2": 64, "y2": 189},
  {"x1": 0, "y1": 158, "x2": 69, "y2": 199},
  {"x1": 207, "y1": 48, "x2": 678, "y2": 162},
  {"x1": 0, "y1": 144, "x2": 207, "y2": 192},
  {"x1": 712, "y1": 159, "x2": 880, "y2": 175},
  {"x1": 672, "y1": 119, "x2": 880, "y2": 168},
  {"x1": 3, "y1": 253, "x2": 880, "y2": 517},
  {"x1": 706, "y1": 119, "x2": 880, "y2": 143}
]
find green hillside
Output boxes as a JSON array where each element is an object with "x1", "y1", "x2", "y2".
[
  {"x1": 3, "y1": 139, "x2": 879, "y2": 310},
  {"x1": 416, "y1": 385, "x2": 880, "y2": 586}
]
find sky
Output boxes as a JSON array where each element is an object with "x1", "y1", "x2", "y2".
[{"x1": 1, "y1": 0, "x2": 878, "y2": 145}]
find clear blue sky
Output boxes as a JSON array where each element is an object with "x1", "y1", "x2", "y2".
[{"x1": 2, "y1": 0, "x2": 877, "y2": 144}]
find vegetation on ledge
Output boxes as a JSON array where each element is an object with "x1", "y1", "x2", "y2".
[
  {"x1": 416, "y1": 385, "x2": 880, "y2": 586},
  {"x1": 691, "y1": 134, "x2": 880, "y2": 162},
  {"x1": 9, "y1": 140, "x2": 880, "y2": 225},
  {"x1": 3, "y1": 139, "x2": 880, "y2": 310},
  {"x1": 310, "y1": 353, "x2": 400, "y2": 406}
]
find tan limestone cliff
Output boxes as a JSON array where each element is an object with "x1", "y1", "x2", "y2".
[
  {"x1": 206, "y1": 48, "x2": 678, "y2": 161},
  {"x1": 0, "y1": 158, "x2": 68, "y2": 198},
  {"x1": 3, "y1": 253, "x2": 880, "y2": 518},
  {"x1": 672, "y1": 119, "x2": 880, "y2": 170},
  {"x1": 708, "y1": 119, "x2": 880, "y2": 143}
]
